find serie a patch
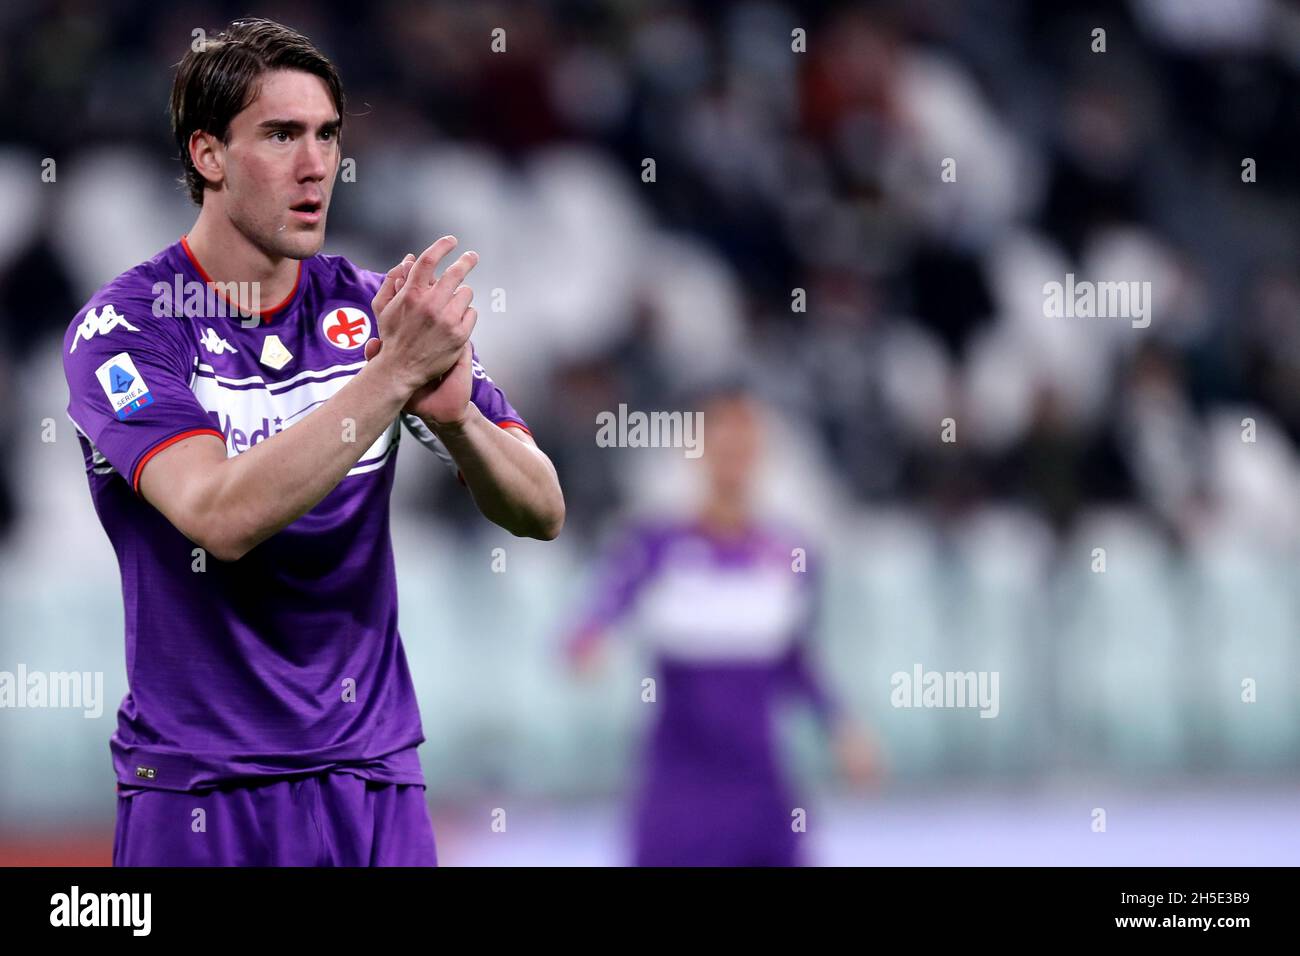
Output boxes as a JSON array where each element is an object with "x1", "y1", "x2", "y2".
[{"x1": 95, "y1": 352, "x2": 154, "y2": 420}]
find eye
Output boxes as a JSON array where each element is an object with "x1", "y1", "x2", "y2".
[
  {"x1": 319, "y1": 129, "x2": 335, "y2": 142},
  {"x1": 271, "y1": 130, "x2": 291, "y2": 143}
]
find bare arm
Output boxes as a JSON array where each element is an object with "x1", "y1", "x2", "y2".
[
  {"x1": 138, "y1": 356, "x2": 409, "y2": 561},
  {"x1": 138, "y1": 236, "x2": 479, "y2": 561},
  {"x1": 374, "y1": 258, "x2": 565, "y2": 540},
  {"x1": 431, "y1": 400, "x2": 565, "y2": 540}
]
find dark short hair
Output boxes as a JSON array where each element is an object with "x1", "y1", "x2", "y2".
[{"x1": 169, "y1": 18, "x2": 345, "y2": 205}]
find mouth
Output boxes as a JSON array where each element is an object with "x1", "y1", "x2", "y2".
[{"x1": 289, "y1": 199, "x2": 323, "y2": 224}]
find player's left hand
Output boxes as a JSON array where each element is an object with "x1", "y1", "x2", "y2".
[
  {"x1": 402, "y1": 342, "x2": 472, "y2": 427},
  {"x1": 363, "y1": 336, "x2": 472, "y2": 427},
  {"x1": 833, "y1": 720, "x2": 885, "y2": 792}
]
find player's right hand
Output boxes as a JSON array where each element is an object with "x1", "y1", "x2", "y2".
[{"x1": 368, "y1": 235, "x2": 479, "y2": 396}]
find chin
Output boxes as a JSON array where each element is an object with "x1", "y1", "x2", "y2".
[{"x1": 276, "y1": 230, "x2": 326, "y2": 260}]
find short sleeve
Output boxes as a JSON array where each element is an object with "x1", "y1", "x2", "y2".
[
  {"x1": 63, "y1": 294, "x2": 223, "y2": 491},
  {"x1": 469, "y1": 346, "x2": 528, "y2": 432}
]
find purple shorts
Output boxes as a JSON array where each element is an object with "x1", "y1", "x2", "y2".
[
  {"x1": 632, "y1": 779, "x2": 802, "y2": 867},
  {"x1": 113, "y1": 772, "x2": 438, "y2": 866}
]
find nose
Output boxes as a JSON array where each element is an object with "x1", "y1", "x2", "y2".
[{"x1": 297, "y1": 136, "x2": 330, "y2": 182}]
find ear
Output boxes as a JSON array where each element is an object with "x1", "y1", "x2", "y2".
[{"x1": 188, "y1": 129, "x2": 225, "y2": 193}]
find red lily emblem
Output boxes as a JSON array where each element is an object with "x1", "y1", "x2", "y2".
[{"x1": 324, "y1": 309, "x2": 368, "y2": 348}]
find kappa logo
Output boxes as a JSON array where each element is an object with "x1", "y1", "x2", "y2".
[
  {"x1": 198, "y1": 327, "x2": 237, "y2": 355},
  {"x1": 321, "y1": 306, "x2": 371, "y2": 350},
  {"x1": 70, "y1": 305, "x2": 139, "y2": 353}
]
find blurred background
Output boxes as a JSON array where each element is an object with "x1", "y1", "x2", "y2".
[{"x1": 2, "y1": 0, "x2": 1300, "y2": 865}]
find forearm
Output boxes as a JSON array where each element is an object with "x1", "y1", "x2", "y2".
[
  {"x1": 178, "y1": 357, "x2": 409, "y2": 558},
  {"x1": 429, "y1": 403, "x2": 564, "y2": 539}
]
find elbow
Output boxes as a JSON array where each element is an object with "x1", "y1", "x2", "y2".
[
  {"x1": 513, "y1": 492, "x2": 565, "y2": 541},
  {"x1": 189, "y1": 526, "x2": 251, "y2": 564},
  {"x1": 180, "y1": 506, "x2": 255, "y2": 563},
  {"x1": 211, "y1": 539, "x2": 252, "y2": 564},
  {"x1": 536, "y1": 507, "x2": 565, "y2": 541},
  {"x1": 514, "y1": 453, "x2": 565, "y2": 540},
  {"x1": 538, "y1": 489, "x2": 566, "y2": 540},
  {"x1": 536, "y1": 460, "x2": 565, "y2": 540},
  {"x1": 520, "y1": 503, "x2": 565, "y2": 541}
]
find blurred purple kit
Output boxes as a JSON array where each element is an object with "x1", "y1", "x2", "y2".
[{"x1": 574, "y1": 520, "x2": 836, "y2": 866}]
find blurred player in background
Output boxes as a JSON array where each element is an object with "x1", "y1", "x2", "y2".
[
  {"x1": 61, "y1": 18, "x2": 564, "y2": 866},
  {"x1": 566, "y1": 385, "x2": 880, "y2": 866}
]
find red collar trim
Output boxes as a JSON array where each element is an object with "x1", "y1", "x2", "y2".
[{"x1": 179, "y1": 235, "x2": 302, "y2": 324}]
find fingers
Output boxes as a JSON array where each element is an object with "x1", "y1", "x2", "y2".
[
  {"x1": 394, "y1": 255, "x2": 413, "y2": 294},
  {"x1": 457, "y1": 310, "x2": 478, "y2": 351},
  {"x1": 407, "y1": 235, "x2": 459, "y2": 288},
  {"x1": 371, "y1": 255, "x2": 412, "y2": 316},
  {"x1": 378, "y1": 240, "x2": 482, "y2": 388},
  {"x1": 372, "y1": 270, "x2": 396, "y2": 314},
  {"x1": 448, "y1": 283, "x2": 474, "y2": 315},
  {"x1": 427, "y1": 340, "x2": 472, "y2": 385},
  {"x1": 459, "y1": 305, "x2": 478, "y2": 340},
  {"x1": 369, "y1": 256, "x2": 403, "y2": 316},
  {"x1": 430, "y1": 251, "x2": 479, "y2": 310},
  {"x1": 392, "y1": 237, "x2": 478, "y2": 316},
  {"x1": 363, "y1": 337, "x2": 382, "y2": 362}
]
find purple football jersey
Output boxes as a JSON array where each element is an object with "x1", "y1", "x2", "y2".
[
  {"x1": 571, "y1": 519, "x2": 838, "y2": 865},
  {"x1": 63, "y1": 237, "x2": 528, "y2": 792},
  {"x1": 573, "y1": 520, "x2": 836, "y2": 784}
]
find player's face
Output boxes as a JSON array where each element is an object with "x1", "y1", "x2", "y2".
[
  {"x1": 704, "y1": 395, "x2": 762, "y2": 499},
  {"x1": 219, "y1": 69, "x2": 340, "y2": 260}
]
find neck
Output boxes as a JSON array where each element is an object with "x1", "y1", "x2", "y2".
[
  {"x1": 699, "y1": 494, "x2": 750, "y2": 537},
  {"x1": 185, "y1": 205, "x2": 300, "y2": 313}
]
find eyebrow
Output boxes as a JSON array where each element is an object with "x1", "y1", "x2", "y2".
[{"x1": 256, "y1": 118, "x2": 341, "y2": 135}]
